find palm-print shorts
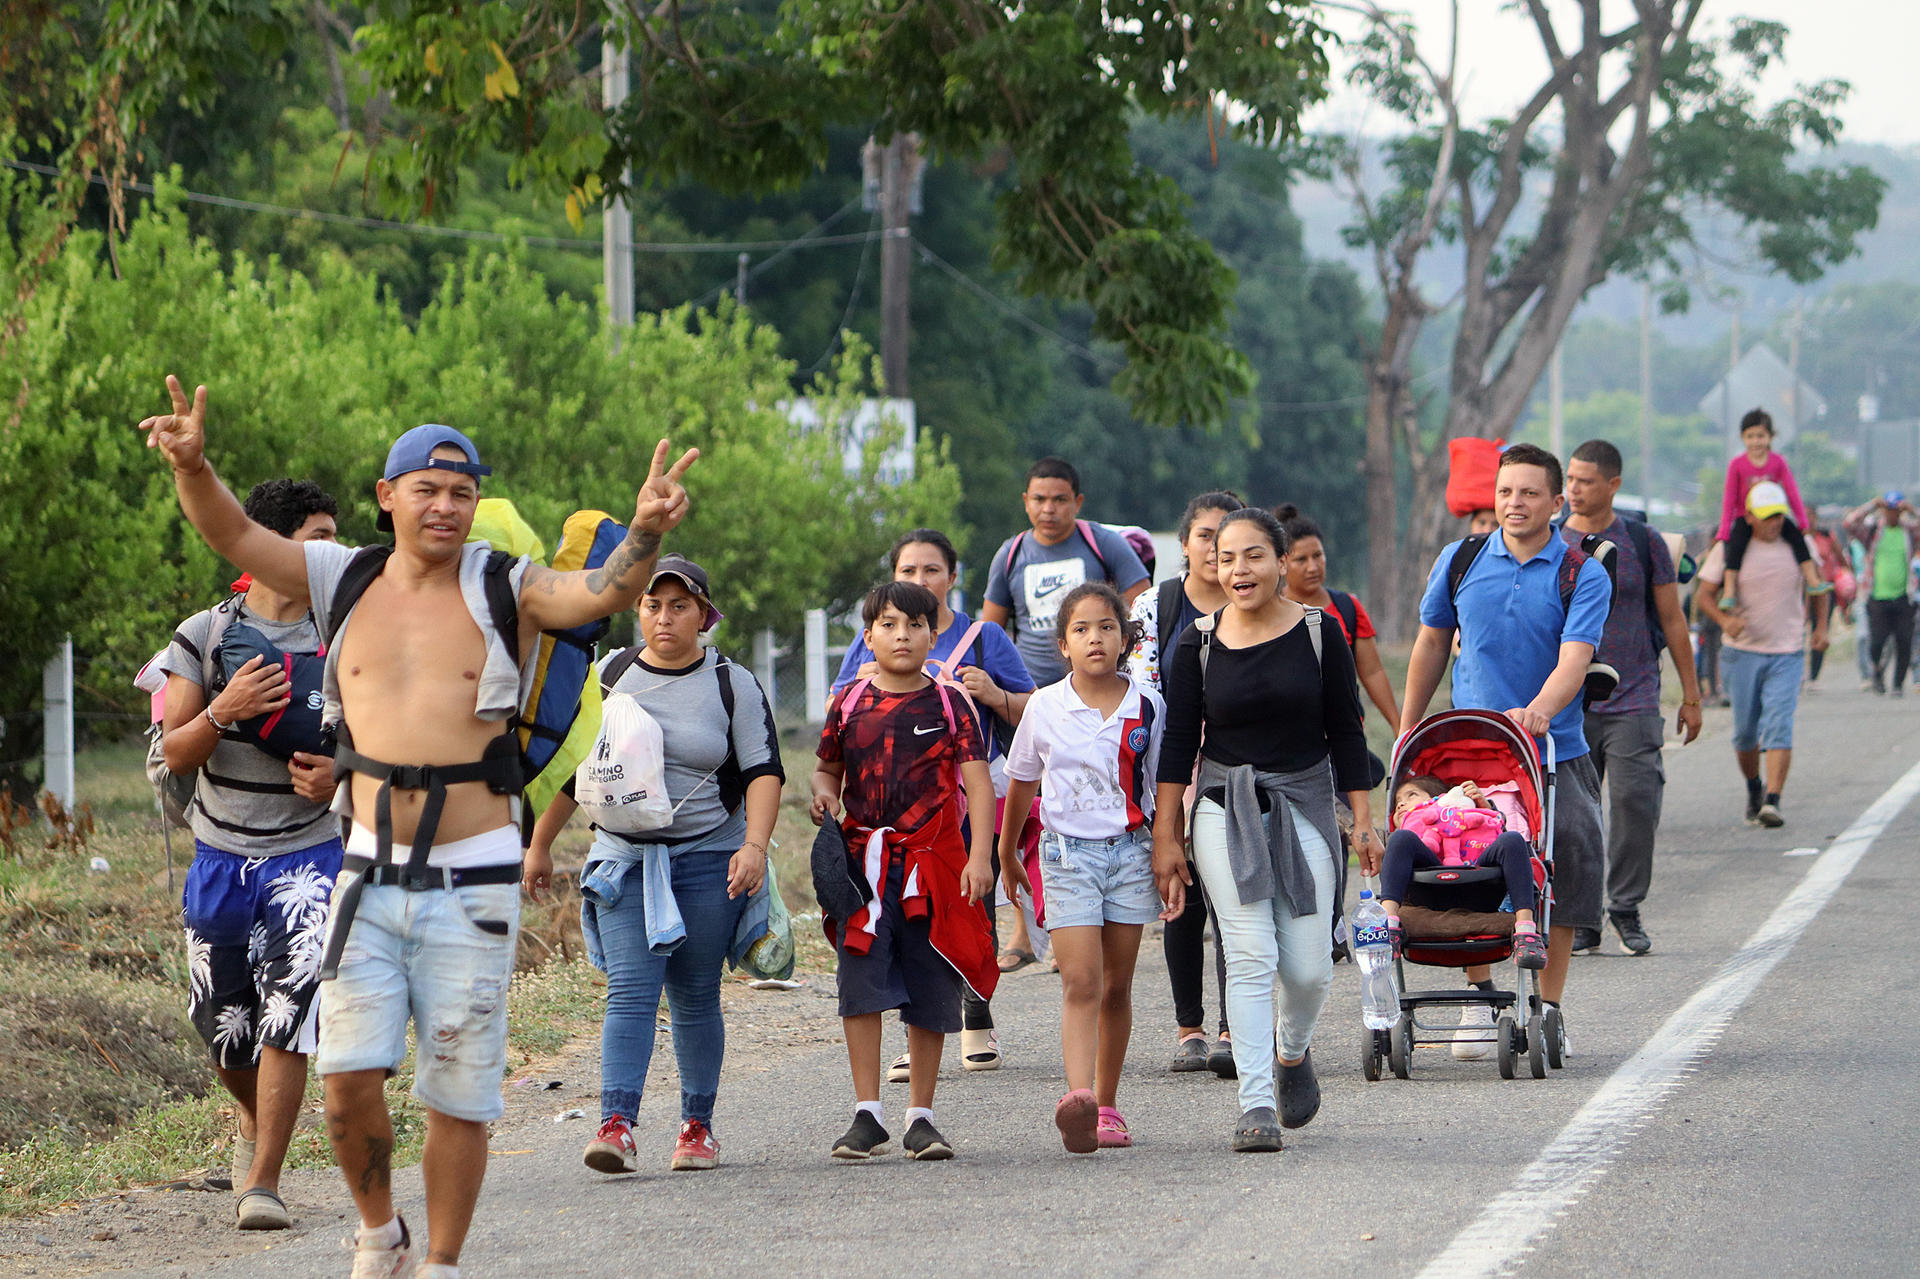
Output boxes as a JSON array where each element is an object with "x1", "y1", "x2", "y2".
[{"x1": 183, "y1": 838, "x2": 344, "y2": 1069}]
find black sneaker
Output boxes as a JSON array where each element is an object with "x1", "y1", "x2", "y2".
[
  {"x1": 1277, "y1": 1049, "x2": 1320, "y2": 1129},
  {"x1": 1572, "y1": 926, "x2": 1602, "y2": 954},
  {"x1": 903, "y1": 1117, "x2": 953, "y2": 1161},
  {"x1": 1609, "y1": 911, "x2": 1652, "y2": 955},
  {"x1": 831, "y1": 1111, "x2": 892, "y2": 1160}
]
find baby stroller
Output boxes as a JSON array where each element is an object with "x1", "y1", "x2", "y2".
[{"x1": 1361, "y1": 709, "x2": 1564, "y2": 1081}]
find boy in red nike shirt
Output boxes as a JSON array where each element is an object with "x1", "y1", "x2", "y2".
[{"x1": 812, "y1": 581, "x2": 997, "y2": 1161}]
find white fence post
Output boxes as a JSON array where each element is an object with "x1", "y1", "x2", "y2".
[
  {"x1": 42, "y1": 636, "x2": 75, "y2": 809},
  {"x1": 754, "y1": 628, "x2": 777, "y2": 712},
  {"x1": 805, "y1": 609, "x2": 829, "y2": 725}
]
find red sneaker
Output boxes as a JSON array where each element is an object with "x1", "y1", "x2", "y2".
[
  {"x1": 670, "y1": 1119, "x2": 719, "y2": 1171},
  {"x1": 584, "y1": 1116, "x2": 637, "y2": 1174}
]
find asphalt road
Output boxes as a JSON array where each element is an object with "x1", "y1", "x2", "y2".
[{"x1": 14, "y1": 681, "x2": 1920, "y2": 1279}]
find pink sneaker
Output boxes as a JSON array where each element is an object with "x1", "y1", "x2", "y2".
[
  {"x1": 584, "y1": 1115, "x2": 637, "y2": 1174},
  {"x1": 1054, "y1": 1089, "x2": 1098, "y2": 1154},
  {"x1": 1096, "y1": 1107, "x2": 1131, "y2": 1148},
  {"x1": 670, "y1": 1119, "x2": 719, "y2": 1171}
]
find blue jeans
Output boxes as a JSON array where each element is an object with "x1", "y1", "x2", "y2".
[{"x1": 584, "y1": 823, "x2": 748, "y2": 1127}]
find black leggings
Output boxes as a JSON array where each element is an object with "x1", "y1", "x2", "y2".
[
  {"x1": 1724, "y1": 515, "x2": 1810, "y2": 572},
  {"x1": 1163, "y1": 860, "x2": 1228, "y2": 1033},
  {"x1": 1868, "y1": 597, "x2": 1916, "y2": 692},
  {"x1": 1381, "y1": 829, "x2": 1536, "y2": 915}
]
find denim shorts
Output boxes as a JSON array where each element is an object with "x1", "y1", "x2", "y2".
[
  {"x1": 1038, "y1": 827, "x2": 1160, "y2": 929},
  {"x1": 316, "y1": 879, "x2": 520, "y2": 1121},
  {"x1": 1723, "y1": 647, "x2": 1802, "y2": 752}
]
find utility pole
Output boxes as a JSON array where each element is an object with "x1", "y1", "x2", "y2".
[
  {"x1": 1548, "y1": 340, "x2": 1564, "y2": 459},
  {"x1": 875, "y1": 133, "x2": 921, "y2": 398},
  {"x1": 1786, "y1": 293, "x2": 1804, "y2": 434},
  {"x1": 735, "y1": 252, "x2": 749, "y2": 308},
  {"x1": 1639, "y1": 282, "x2": 1654, "y2": 511},
  {"x1": 601, "y1": 30, "x2": 634, "y2": 346}
]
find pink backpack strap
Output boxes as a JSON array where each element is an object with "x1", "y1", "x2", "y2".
[
  {"x1": 1075, "y1": 518, "x2": 1109, "y2": 577},
  {"x1": 933, "y1": 618, "x2": 988, "y2": 683},
  {"x1": 842, "y1": 673, "x2": 964, "y2": 739}
]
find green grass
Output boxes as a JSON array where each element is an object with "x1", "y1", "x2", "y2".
[{"x1": 0, "y1": 735, "x2": 623, "y2": 1217}]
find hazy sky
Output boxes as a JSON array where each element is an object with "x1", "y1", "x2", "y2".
[{"x1": 1306, "y1": 1, "x2": 1917, "y2": 148}]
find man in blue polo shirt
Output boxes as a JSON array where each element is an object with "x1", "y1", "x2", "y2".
[{"x1": 1400, "y1": 442, "x2": 1611, "y2": 1049}]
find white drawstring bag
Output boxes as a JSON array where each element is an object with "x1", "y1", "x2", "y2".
[{"x1": 574, "y1": 691, "x2": 674, "y2": 833}]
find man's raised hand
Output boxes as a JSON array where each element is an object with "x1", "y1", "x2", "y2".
[
  {"x1": 634, "y1": 439, "x2": 699, "y2": 535},
  {"x1": 137, "y1": 375, "x2": 209, "y2": 475}
]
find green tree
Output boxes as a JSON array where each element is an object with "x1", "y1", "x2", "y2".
[
  {"x1": 1315, "y1": 3, "x2": 1884, "y2": 636},
  {"x1": 346, "y1": 0, "x2": 1337, "y2": 428},
  {"x1": 0, "y1": 187, "x2": 957, "y2": 793}
]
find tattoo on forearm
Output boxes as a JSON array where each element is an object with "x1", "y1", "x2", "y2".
[{"x1": 584, "y1": 528, "x2": 661, "y2": 595}]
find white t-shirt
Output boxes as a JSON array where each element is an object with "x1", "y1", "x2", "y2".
[{"x1": 1004, "y1": 676, "x2": 1165, "y2": 839}]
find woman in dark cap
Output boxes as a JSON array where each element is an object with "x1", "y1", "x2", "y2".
[{"x1": 525, "y1": 554, "x2": 784, "y2": 1177}]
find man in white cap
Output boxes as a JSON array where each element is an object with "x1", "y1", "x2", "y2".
[
  {"x1": 1696, "y1": 481, "x2": 1830, "y2": 827},
  {"x1": 140, "y1": 376, "x2": 696, "y2": 1279}
]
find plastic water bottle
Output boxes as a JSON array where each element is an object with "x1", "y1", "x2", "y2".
[{"x1": 1352, "y1": 890, "x2": 1400, "y2": 1030}]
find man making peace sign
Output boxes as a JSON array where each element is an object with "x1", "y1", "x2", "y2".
[{"x1": 140, "y1": 376, "x2": 697, "y2": 1279}]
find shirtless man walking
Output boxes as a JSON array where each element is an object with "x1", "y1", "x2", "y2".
[{"x1": 140, "y1": 376, "x2": 695, "y2": 1279}]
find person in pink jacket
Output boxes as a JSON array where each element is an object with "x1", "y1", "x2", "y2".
[
  {"x1": 1377, "y1": 774, "x2": 1546, "y2": 969},
  {"x1": 1716, "y1": 408, "x2": 1831, "y2": 608}
]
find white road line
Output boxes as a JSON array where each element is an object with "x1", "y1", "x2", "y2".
[{"x1": 1417, "y1": 758, "x2": 1920, "y2": 1279}]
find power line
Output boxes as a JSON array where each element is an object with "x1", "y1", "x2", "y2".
[
  {"x1": 798, "y1": 209, "x2": 883, "y2": 377},
  {"x1": 2, "y1": 159, "x2": 886, "y2": 256}
]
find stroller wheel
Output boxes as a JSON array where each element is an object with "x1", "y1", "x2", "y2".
[
  {"x1": 1496, "y1": 1013, "x2": 1519, "y2": 1080},
  {"x1": 1525, "y1": 1012, "x2": 1548, "y2": 1079},
  {"x1": 1388, "y1": 1014, "x2": 1413, "y2": 1080},
  {"x1": 1543, "y1": 1005, "x2": 1565, "y2": 1070},
  {"x1": 1361, "y1": 1027, "x2": 1386, "y2": 1082}
]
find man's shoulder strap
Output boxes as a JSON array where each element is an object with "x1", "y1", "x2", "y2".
[
  {"x1": 1002, "y1": 530, "x2": 1028, "y2": 579},
  {"x1": 481, "y1": 549, "x2": 520, "y2": 667},
  {"x1": 1075, "y1": 518, "x2": 1111, "y2": 579},
  {"x1": 323, "y1": 546, "x2": 395, "y2": 647},
  {"x1": 1446, "y1": 533, "x2": 1492, "y2": 606}
]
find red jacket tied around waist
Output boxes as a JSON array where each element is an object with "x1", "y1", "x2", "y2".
[{"x1": 827, "y1": 799, "x2": 999, "y2": 1003}]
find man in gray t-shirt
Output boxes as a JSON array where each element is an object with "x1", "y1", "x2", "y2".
[
  {"x1": 154, "y1": 478, "x2": 342, "y2": 1231},
  {"x1": 982, "y1": 457, "x2": 1149, "y2": 685}
]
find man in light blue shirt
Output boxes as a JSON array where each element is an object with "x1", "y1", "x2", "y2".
[{"x1": 1400, "y1": 442, "x2": 1612, "y2": 1050}]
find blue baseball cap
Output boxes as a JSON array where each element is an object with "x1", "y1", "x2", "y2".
[{"x1": 377, "y1": 424, "x2": 491, "y2": 531}]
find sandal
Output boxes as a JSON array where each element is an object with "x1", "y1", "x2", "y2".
[
  {"x1": 1277, "y1": 1048, "x2": 1320, "y2": 1130},
  {"x1": 231, "y1": 1131, "x2": 255, "y2": 1188},
  {"x1": 996, "y1": 948, "x2": 1038, "y2": 973},
  {"x1": 1096, "y1": 1107, "x2": 1131, "y2": 1149},
  {"x1": 1169, "y1": 1033, "x2": 1210, "y2": 1073},
  {"x1": 1207, "y1": 1034, "x2": 1237, "y2": 1080},
  {"x1": 961, "y1": 1027, "x2": 1001, "y2": 1071},
  {"x1": 886, "y1": 1053, "x2": 911, "y2": 1084},
  {"x1": 1054, "y1": 1089, "x2": 1098, "y2": 1154},
  {"x1": 234, "y1": 1186, "x2": 289, "y2": 1231},
  {"x1": 1232, "y1": 1106, "x2": 1283, "y2": 1153}
]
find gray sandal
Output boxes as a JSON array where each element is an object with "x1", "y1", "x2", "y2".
[
  {"x1": 1232, "y1": 1106, "x2": 1283, "y2": 1153},
  {"x1": 235, "y1": 1187, "x2": 289, "y2": 1230},
  {"x1": 1278, "y1": 1048, "x2": 1321, "y2": 1129},
  {"x1": 1169, "y1": 1034, "x2": 1210, "y2": 1073}
]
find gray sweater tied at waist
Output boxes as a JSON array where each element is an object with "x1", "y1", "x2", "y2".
[{"x1": 1197, "y1": 756, "x2": 1343, "y2": 919}]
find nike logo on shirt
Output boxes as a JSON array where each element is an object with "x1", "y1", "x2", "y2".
[{"x1": 913, "y1": 725, "x2": 943, "y2": 736}]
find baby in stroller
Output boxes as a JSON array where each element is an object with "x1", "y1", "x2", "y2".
[{"x1": 1381, "y1": 774, "x2": 1546, "y2": 970}]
